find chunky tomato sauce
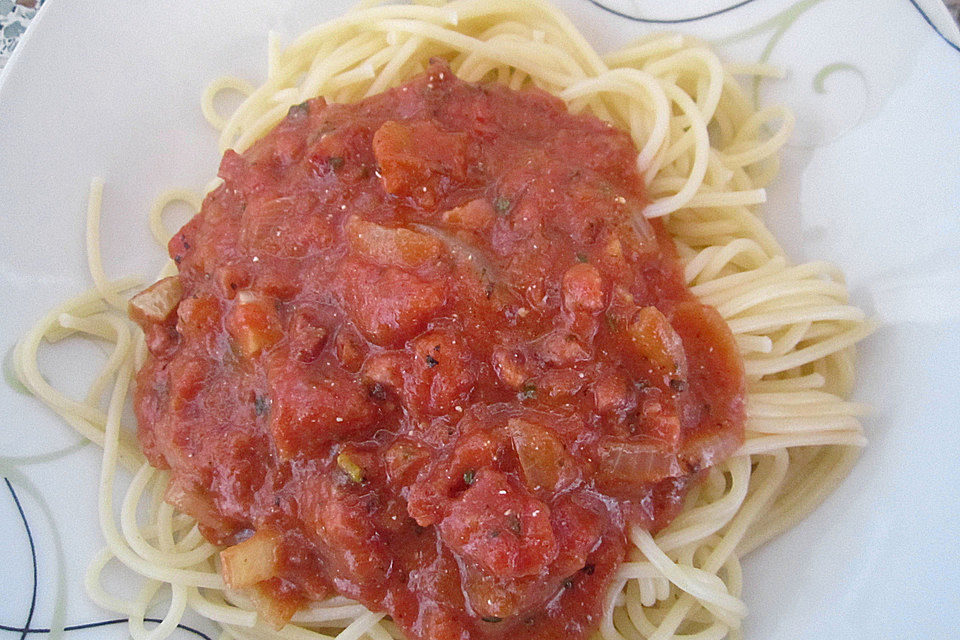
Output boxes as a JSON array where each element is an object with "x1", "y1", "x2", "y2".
[{"x1": 133, "y1": 61, "x2": 744, "y2": 640}]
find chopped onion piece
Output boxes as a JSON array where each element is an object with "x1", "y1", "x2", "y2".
[{"x1": 128, "y1": 276, "x2": 182, "y2": 328}]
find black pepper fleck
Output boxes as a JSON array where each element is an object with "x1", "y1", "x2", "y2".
[{"x1": 254, "y1": 394, "x2": 270, "y2": 416}]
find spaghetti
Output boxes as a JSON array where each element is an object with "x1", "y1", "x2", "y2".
[{"x1": 15, "y1": 1, "x2": 872, "y2": 639}]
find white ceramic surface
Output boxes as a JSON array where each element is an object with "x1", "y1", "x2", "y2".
[{"x1": 1, "y1": 1, "x2": 958, "y2": 638}]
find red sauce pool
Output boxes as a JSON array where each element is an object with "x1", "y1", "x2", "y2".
[{"x1": 133, "y1": 61, "x2": 745, "y2": 640}]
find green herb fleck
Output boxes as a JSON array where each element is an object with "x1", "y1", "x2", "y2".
[
  {"x1": 287, "y1": 101, "x2": 310, "y2": 118},
  {"x1": 329, "y1": 156, "x2": 344, "y2": 170},
  {"x1": 481, "y1": 617, "x2": 503, "y2": 624},
  {"x1": 494, "y1": 196, "x2": 511, "y2": 213},
  {"x1": 337, "y1": 452, "x2": 365, "y2": 483},
  {"x1": 576, "y1": 252, "x2": 589, "y2": 263},
  {"x1": 604, "y1": 314, "x2": 620, "y2": 332},
  {"x1": 425, "y1": 355, "x2": 439, "y2": 368},
  {"x1": 519, "y1": 382, "x2": 537, "y2": 401},
  {"x1": 463, "y1": 469, "x2": 476, "y2": 485}
]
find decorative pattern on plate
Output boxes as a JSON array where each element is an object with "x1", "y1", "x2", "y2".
[
  {"x1": 590, "y1": 0, "x2": 960, "y2": 52},
  {"x1": 594, "y1": 0, "x2": 958, "y2": 146}
]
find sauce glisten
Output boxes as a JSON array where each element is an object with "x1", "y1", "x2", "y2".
[{"x1": 133, "y1": 62, "x2": 745, "y2": 640}]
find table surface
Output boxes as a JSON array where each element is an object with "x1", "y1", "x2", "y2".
[{"x1": 2, "y1": 0, "x2": 960, "y2": 70}]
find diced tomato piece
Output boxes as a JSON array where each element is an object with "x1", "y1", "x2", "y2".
[
  {"x1": 442, "y1": 198, "x2": 495, "y2": 230},
  {"x1": 537, "y1": 330, "x2": 590, "y2": 366},
  {"x1": 491, "y1": 347, "x2": 530, "y2": 389},
  {"x1": 438, "y1": 470, "x2": 557, "y2": 579},
  {"x1": 167, "y1": 356, "x2": 209, "y2": 412},
  {"x1": 217, "y1": 149, "x2": 271, "y2": 197},
  {"x1": 339, "y1": 261, "x2": 445, "y2": 347},
  {"x1": 538, "y1": 369, "x2": 589, "y2": 400},
  {"x1": 267, "y1": 364, "x2": 378, "y2": 459},
  {"x1": 626, "y1": 306, "x2": 685, "y2": 373},
  {"x1": 506, "y1": 418, "x2": 576, "y2": 493},
  {"x1": 670, "y1": 300, "x2": 744, "y2": 404},
  {"x1": 255, "y1": 267, "x2": 301, "y2": 300},
  {"x1": 176, "y1": 296, "x2": 221, "y2": 340},
  {"x1": 460, "y1": 567, "x2": 525, "y2": 620},
  {"x1": 227, "y1": 292, "x2": 282, "y2": 358},
  {"x1": 384, "y1": 438, "x2": 430, "y2": 487},
  {"x1": 408, "y1": 328, "x2": 477, "y2": 415},
  {"x1": 333, "y1": 325, "x2": 367, "y2": 373},
  {"x1": 640, "y1": 402, "x2": 682, "y2": 448},
  {"x1": 593, "y1": 368, "x2": 635, "y2": 416},
  {"x1": 241, "y1": 195, "x2": 332, "y2": 258},
  {"x1": 361, "y1": 350, "x2": 409, "y2": 393},
  {"x1": 372, "y1": 120, "x2": 469, "y2": 197},
  {"x1": 550, "y1": 493, "x2": 604, "y2": 577},
  {"x1": 345, "y1": 216, "x2": 444, "y2": 268},
  {"x1": 288, "y1": 309, "x2": 328, "y2": 363},
  {"x1": 143, "y1": 324, "x2": 178, "y2": 358},
  {"x1": 299, "y1": 475, "x2": 390, "y2": 581},
  {"x1": 406, "y1": 428, "x2": 509, "y2": 527},
  {"x1": 215, "y1": 265, "x2": 251, "y2": 299},
  {"x1": 562, "y1": 263, "x2": 605, "y2": 313}
]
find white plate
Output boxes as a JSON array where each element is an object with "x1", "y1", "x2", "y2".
[{"x1": 1, "y1": 1, "x2": 958, "y2": 638}]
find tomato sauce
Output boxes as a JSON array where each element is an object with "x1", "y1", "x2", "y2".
[{"x1": 132, "y1": 61, "x2": 745, "y2": 640}]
